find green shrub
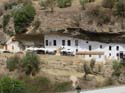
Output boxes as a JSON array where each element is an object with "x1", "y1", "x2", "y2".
[
  {"x1": 90, "y1": 59, "x2": 96, "y2": 71},
  {"x1": 57, "y1": 0, "x2": 72, "y2": 8},
  {"x1": 113, "y1": 0, "x2": 125, "y2": 17},
  {"x1": 112, "y1": 60, "x2": 121, "y2": 77},
  {"x1": 0, "y1": 77, "x2": 26, "y2": 93},
  {"x1": 83, "y1": 63, "x2": 91, "y2": 79},
  {"x1": 3, "y1": 14, "x2": 10, "y2": 31},
  {"x1": 54, "y1": 82, "x2": 71, "y2": 92},
  {"x1": 12, "y1": 4, "x2": 36, "y2": 33},
  {"x1": 24, "y1": 76, "x2": 52, "y2": 93},
  {"x1": 22, "y1": 52, "x2": 40, "y2": 76},
  {"x1": 6, "y1": 55, "x2": 20, "y2": 71}
]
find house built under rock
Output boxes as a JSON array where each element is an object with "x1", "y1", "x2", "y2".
[{"x1": 4, "y1": 28, "x2": 125, "y2": 62}]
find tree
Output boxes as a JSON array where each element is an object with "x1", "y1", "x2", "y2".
[
  {"x1": 21, "y1": 52, "x2": 40, "y2": 76},
  {"x1": 90, "y1": 59, "x2": 96, "y2": 72},
  {"x1": 113, "y1": 0, "x2": 125, "y2": 17},
  {"x1": 0, "y1": 77, "x2": 26, "y2": 93},
  {"x1": 40, "y1": 0, "x2": 56, "y2": 12},
  {"x1": 6, "y1": 55, "x2": 20, "y2": 71},
  {"x1": 12, "y1": 4, "x2": 36, "y2": 33},
  {"x1": 83, "y1": 63, "x2": 91, "y2": 79}
]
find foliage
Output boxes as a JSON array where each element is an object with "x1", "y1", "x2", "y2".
[
  {"x1": 40, "y1": 0, "x2": 56, "y2": 12},
  {"x1": 57, "y1": 0, "x2": 72, "y2": 8},
  {"x1": 3, "y1": 14, "x2": 11, "y2": 31},
  {"x1": 113, "y1": 0, "x2": 125, "y2": 17},
  {"x1": 90, "y1": 59, "x2": 96, "y2": 71},
  {"x1": 6, "y1": 55, "x2": 20, "y2": 71},
  {"x1": 0, "y1": 77, "x2": 26, "y2": 93},
  {"x1": 83, "y1": 62, "x2": 91, "y2": 79},
  {"x1": 112, "y1": 60, "x2": 121, "y2": 77},
  {"x1": 12, "y1": 4, "x2": 36, "y2": 33},
  {"x1": 23, "y1": 76, "x2": 52, "y2": 93},
  {"x1": 21, "y1": 52, "x2": 40, "y2": 76}
]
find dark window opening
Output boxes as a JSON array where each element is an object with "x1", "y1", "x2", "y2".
[
  {"x1": 86, "y1": 41, "x2": 89, "y2": 43},
  {"x1": 53, "y1": 40, "x2": 56, "y2": 46},
  {"x1": 116, "y1": 53, "x2": 119, "y2": 57},
  {"x1": 67, "y1": 40, "x2": 71, "y2": 46},
  {"x1": 46, "y1": 40, "x2": 48, "y2": 46},
  {"x1": 62, "y1": 40, "x2": 65, "y2": 46},
  {"x1": 100, "y1": 45, "x2": 102, "y2": 49},
  {"x1": 109, "y1": 46, "x2": 112, "y2": 51},
  {"x1": 116, "y1": 46, "x2": 119, "y2": 51},
  {"x1": 89, "y1": 45, "x2": 92, "y2": 51},
  {"x1": 76, "y1": 49, "x2": 78, "y2": 52},
  {"x1": 109, "y1": 53, "x2": 111, "y2": 56}
]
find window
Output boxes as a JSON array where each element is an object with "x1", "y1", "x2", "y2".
[
  {"x1": 53, "y1": 40, "x2": 56, "y2": 46},
  {"x1": 100, "y1": 45, "x2": 102, "y2": 49},
  {"x1": 46, "y1": 40, "x2": 48, "y2": 46},
  {"x1": 67, "y1": 40, "x2": 71, "y2": 46},
  {"x1": 109, "y1": 46, "x2": 112, "y2": 51},
  {"x1": 89, "y1": 45, "x2": 92, "y2": 51},
  {"x1": 75, "y1": 40, "x2": 78, "y2": 46},
  {"x1": 76, "y1": 49, "x2": 78, "y2": 52},
  {"x1": 109, "y1": 53, "x2": 111, "y2": 56},
  {"x1": 62, "y1": 40, "x2": 65, "y2": 46},
  {"x1": 116, "y1": 53, "x2": 119, "y2": 57},
  {"x1": 99, "y1": 55, "x2": 101, "y2": 58},
  {"x1": 116, "y1": 46, "x2": 119, "y2": 51},
  {"x1": 86, "y1": 41, "x2": 89, "y2": 43}
]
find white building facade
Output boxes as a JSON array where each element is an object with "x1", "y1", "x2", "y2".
[{"x1": 44, "y1": 34, "x2": 125, "y2": 62}]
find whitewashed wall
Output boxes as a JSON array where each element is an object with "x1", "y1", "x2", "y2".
[
  {"x1": 6, "y1": 40, "x2": 21, "y2": 53},
  {"x1": 44, "y1": 34, "x2": 125, "y2": 62}
]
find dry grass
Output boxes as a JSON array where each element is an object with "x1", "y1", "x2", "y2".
[{"x1": 39, "y1": 55, "x2": 83, "y2": 63}]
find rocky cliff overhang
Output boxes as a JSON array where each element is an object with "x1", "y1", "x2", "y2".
[{"x1": 44, "y1": 27, "x2": 125, "y2": 44}]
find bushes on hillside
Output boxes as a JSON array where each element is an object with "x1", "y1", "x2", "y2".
[
  {"x1": 3, "y1": 14, "x2": 11, "y2": 31},
  {"x1": 12, "y1": 4, "x2": 36, "y2": 33},
  {"x1": 6, "y1": 55, "x2": 20, "y2": 71},
  {"x1": 22, "y1": 52, "x2": 40, "y2": 76},
  {"x1": 57, "y1": 0, "x2": 72, "y2": 8},
  {"x1": 0, "y1": 77, "x2": 26, "y2": 93},
  {"x1": 113, "y1": 0, "x2": 125, "y2": 17},
  {"x1": 112, "y1": 60, "x2": 121, "y2": 77},
  {"x1": 6, "y1": 52, "x2": 40, "y2": 76}
]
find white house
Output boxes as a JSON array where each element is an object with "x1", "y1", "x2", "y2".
[
  {"x1": 44, "y1": 33, "x2": 125, "y2": 62},
  {"x1": 4, "y1": 30, "x2": 125, "y2": 62},
  {"x1": 4, "y1": 34, "x2": 43, "y2": 53}
]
